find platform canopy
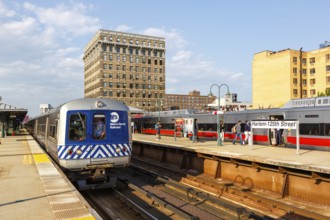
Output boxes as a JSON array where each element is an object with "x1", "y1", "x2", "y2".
[{"x1": 0, "y1": 102, "x2": 28, "y2": 123}]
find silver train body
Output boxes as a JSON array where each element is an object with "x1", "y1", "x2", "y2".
[
  {"x1": 27, "y1": 98, "x2": 132, "y2": 189},
  {"x1": 133, "y1": 97, "x2": 330, "y2": 151}
]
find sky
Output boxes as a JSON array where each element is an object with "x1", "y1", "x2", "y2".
[{"x1": 0, "y1": 0, "x2": 329, "y2": 117}]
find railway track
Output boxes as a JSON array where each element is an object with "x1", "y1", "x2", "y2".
[
  {"x1": 81, "y1": 154, "x2": 330, "y2": 219},
  {"x1": 130, "y1": 156, "x2": 330, "y2": 220}
]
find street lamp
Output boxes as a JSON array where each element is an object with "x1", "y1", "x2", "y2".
[{"x1": 209, "y1": 84, "x2": 230, "y2": 146}]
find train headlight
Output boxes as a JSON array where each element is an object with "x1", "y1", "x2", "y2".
[
  {"x1": 76, "y1": 149, "x2": 82, "y2": 155},
  {"x1": 115, "y1": 147, "x2": 121, "y2": 153}
]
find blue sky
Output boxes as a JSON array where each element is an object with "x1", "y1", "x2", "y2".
[{"x1": 0, "y1": 0, "x2": 329, "y2": 116}]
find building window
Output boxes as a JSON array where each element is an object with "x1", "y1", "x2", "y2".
[
  {"x1": 116, "y1": 65, "x2": 120, "y2": 70},
  {"x1": 154, "y1": 60, "x2": 158, "y2": 65},
  {"x1": 147, "y1": 67, "x2": 151, "y2": 72},
  {"x1": 310, "y1": 68, "x2": 315, "y2": 74},
  {"x1": 103, "y1": 82, "x2": 107, "y2": 87},
  {"x1": 130, "y1": 66, "x2": 133, "y2": 71},
  {"x1": 302, "y1": 58, "x2": 306, "y2": 64},
  {"x1": 109, "y1": 91, "x2": 113, "y2": 97},
  {"x1": 102, "y1": 45, "x2": 107, "y2": 51},
  {"x1": 154, "y1": 51, "x2": 158, "y2": 57},
  {"x1": 293, "y1": 78, "x2": 298, "y2": 84},
  {"x1": 310, "y1": 79, "x2": 316, "y2": 85},
  {"x1": 109, "y1": 82, "x2": 113, "y2": 88},
  {"x1": 326, "y1": 54, "x2": 330, "y2": 61},
  {"x1": 103, "y1": 73, "x2": 107, "y2": 78},
  {"x1": 310, "y1": 89, "x2": 316, "y2": 95},
  {"x1": 303, "y1": 79, "x2": 307, "y2": 85},
  {"x1": 293, "y1": 57, "x2": 297, "y2": 63},
  {"x1": 116, "y1": 82, "x2": 120, "y2": 88},
  {"x1": 135, "y1": 66, "x2": 139, "y2": 72},
  {"x1": 135, "y1": 57, "x2": 139, "y2": 63},
  {"x1": 109, "y1": 73, "x2": 113, "y2": 78},
  {"x1": 103, "y1": 64, "x2": 107, "y2": 69},
  {"x1": 302, "y1": 69, "x2": 306, "y2": 74},
  {"x1": 123, "y1": 55, "x2": 126, "y2": 62},
  {"x1": 122, "y1": 48, "x2": 126, "y2": 54},
  {"x1": 129, "y1": 48, "x2": 133, "y2": 54},
  {"x1": 130, "y1": 56, "x2": 133, "y2": 63},
  {"x1": 135, "y1": 49, "x2": 139, "y2": 55},
  {"x1": 160, "y1": 60, "x2": 163, "y2": 65},
  {"x1": 326, "y1": 65, "x2": 330, "y2": 72},
  {"x1": 326, "y1": 76, "x2": 330, "y2": 84},
  {"x1": 141, "y1": 49, "x2": 145, "y2": 55},
  {"x1": 109, "y1": 54, "x2": 113, "y2": 61},
  {"x1": 103, "y1": 55, "x2": 107, "y2": 60},
  {"x1": 116, "y1": 47, "x2": 120, "y2": 53},
  {"x1": 293, "y1": 68, "x2": 297, "y2": 74},
  {"x1": 103, "y1": 91, "x2": 107, "y2": 96},
  {"x1": 123, "y1": 65, "x2": 126, "y2": 71},
  {"x1": 310, "y1": 57, "x2": 315, "y2": 63},
  {"x1": 123, "y1": 38, "x2": 126, "y2": 43},
  {"x1": 303, "y1": 90, "x2": 307, "y2": 95},
  {"x1": 117, "y1": 55, "x2": 120, "y2": 62}
]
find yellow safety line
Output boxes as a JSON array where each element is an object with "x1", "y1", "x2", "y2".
[{"x1": 32, "y1": 153, "x2": 51, "y2": 163}]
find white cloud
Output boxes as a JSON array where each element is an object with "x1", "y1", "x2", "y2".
[
  {"x1": 0, "y1": 0, "x2": 15, "y2": 17},
  {"x1": 0, "y1": 1, "x2": 100, "y2": 116},
  {"x1": 115, "y1": 25, "x2": 133, "y2": 32},
  {"x1": 23, "y1": 2, "x2": 101, "y2": 36}
]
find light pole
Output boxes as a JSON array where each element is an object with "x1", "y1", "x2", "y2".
[{"x1": 209, "y1": 84, "x2": 230, "y2": 146}]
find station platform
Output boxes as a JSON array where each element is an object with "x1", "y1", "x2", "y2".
[
  {"x1": 0, "y1": 131, "x2": 99, "y2": 220},
  {"x1": 132, "y1": 133, "x2": 330, "y2": 174}
]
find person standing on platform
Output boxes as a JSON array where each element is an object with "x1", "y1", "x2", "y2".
[
  {"x1": 275, "y1": 128, "x2": 283, "y2": 145},
  {"x1": 220, "y1": 120, "x2": 225, "y2": 142},
  {"x1": 244, "y1": 120, "x2": 251, "y2": 145},
  {"x1": 192, "y1": 119, "x2": 199, "y2": 143},
  {"x1": 232, "y1": 120, "x2": 243, "y2": 145},
  {"x1": 155, "y1": 121, "x2": 161, "y2": 140}
]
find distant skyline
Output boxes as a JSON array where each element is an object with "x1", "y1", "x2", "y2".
[{"x1": 0, "y1": 0, "x2": 329, "y2": 116}]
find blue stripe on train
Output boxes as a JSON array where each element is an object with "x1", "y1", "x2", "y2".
[{"x1": 57, "y1": 143, "x2": 132, "y2": 159}]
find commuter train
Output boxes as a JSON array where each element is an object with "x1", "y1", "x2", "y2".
[
  {"x1": 132, "y1": 96, "x2": 330, "y2": 151},
  {"x1": 26, "y1": 98, "x2": 132, "y2": 189}
]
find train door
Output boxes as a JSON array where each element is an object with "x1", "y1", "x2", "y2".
[{"x1": 269, "y1": 115, "x2": 284, "y2": 145}]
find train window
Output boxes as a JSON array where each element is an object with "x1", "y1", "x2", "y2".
[
  {"x1": 69, "y1": 113, "x2": 86, "y2": 141},
  {"x1": 93, "y1": 114, "x2": 106, "y2": 140},
  {"x1": 49, "y1": 125, "x2": 56, "y2": 138},
  {"x1": 300, "y1": 123, "x2": 319, "y2": 136},
  {"x1": 325, "y1": 124, "x2": 330, "y2": 136}
]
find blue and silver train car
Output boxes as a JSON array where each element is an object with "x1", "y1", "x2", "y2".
[{"x1": 27, "y1": 98, "x2": 132, "y2": 189}]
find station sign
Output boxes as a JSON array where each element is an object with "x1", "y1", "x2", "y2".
[{"x1": 251, "y1": 120, "x2": 297, "y2": 129}]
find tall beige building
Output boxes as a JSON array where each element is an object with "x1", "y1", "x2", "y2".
[
  {"x1": 252, "y1": 42, "x2": 330, "y2": 108},
  {"x1": 83, "y1": 30, "x2": 166, "y2": 111}
]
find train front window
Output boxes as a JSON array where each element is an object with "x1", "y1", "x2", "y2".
[
  {"x1": 68, "y1": 113, "x2": 86, "y2": 141},
  {"x1": 93, "y1": 114, "x2": 106, "y2": 140}
]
